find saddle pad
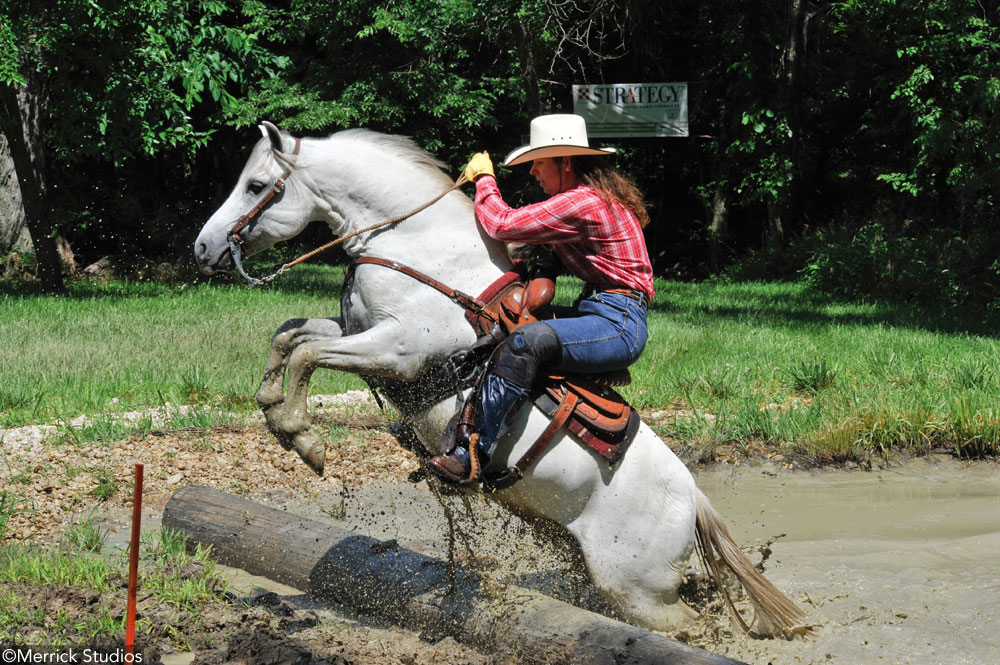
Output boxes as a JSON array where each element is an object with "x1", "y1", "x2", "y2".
[{"x1": 533, "y1": 390, "x2": 641, "y2": 465}]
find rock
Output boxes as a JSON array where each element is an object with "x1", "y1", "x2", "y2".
[{"x1": 166, "y1": 473, "x2": 185, "y2": 486}]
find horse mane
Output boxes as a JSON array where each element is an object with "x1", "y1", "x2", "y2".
[{"x1": 331, "y1": 129, "x2": 454, "y2": 187}]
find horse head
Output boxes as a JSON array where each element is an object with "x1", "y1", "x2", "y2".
[
  {"x1": 195, "y1": 122, "x2": 507, "y2": 283},
  {"x1": 195, "y1": 121, "x2": 320, "y2": 275}
]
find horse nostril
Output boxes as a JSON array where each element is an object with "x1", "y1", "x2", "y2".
[{"x1": 196, "y1": 242, "x2": 208, "y2": 259}]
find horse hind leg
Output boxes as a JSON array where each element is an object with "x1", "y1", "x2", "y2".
[
  {"x1": 597, "y1": 581, "x2": 699, "y2": 633},
  {"x1": 566, "y1": 519, "x2": 699, "y2": 632}
]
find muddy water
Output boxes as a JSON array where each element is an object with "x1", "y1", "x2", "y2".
[
  {"x1": 311, "y1": 456, "x2": 1000, "y2": 665},
  {"x1": 695, "y1": 455, "x2": 1000, "y2": 665}
]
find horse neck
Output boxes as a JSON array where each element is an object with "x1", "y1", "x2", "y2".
[{"x1": 311, "y1": 137, "x2": 512, "y2": 295}]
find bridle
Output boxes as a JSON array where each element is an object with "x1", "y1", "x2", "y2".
[
  {"x1": 224, "y1": 135, "x2": 468, "y2": 287},
  {"x1": 226, "y1": 137, "x2": 301, "y2": 286}
]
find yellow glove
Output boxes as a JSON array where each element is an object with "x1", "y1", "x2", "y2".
[{"x1": 463, "y1": 151, "x2": 495, "y2": 182}]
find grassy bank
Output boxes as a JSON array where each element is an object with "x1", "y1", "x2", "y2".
[
  {"x1": 2, "y1": 265, "x2": 998, "y2": 459},
  {"x1": 630, "y1": 280, "x2": 1000, "y2": 460},
  {"x1": 0, "y1": 526, "x2": 229, "y2": 648}
]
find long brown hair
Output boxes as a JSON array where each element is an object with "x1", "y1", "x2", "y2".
[{"x1": 566, "y1": 155, "x2": 650, "y2": 228}]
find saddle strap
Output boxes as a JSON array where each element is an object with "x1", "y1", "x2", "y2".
[{"x1": 488, "y1": 390, "x2": 579, "y2": 490}]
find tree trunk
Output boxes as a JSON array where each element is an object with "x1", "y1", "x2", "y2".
[
  {"x1": 708, "y1": 178, "x2": 731, "y2": 274},
  {"x1": 0, "y1": 132, "x2": 31, "y2": 254},
  {"x1": 766, "y1": 199, "x2": 785, "y2": 254},
  {"x1": 768, "y1": 0, "x2": 809, "y2": 252},
  {"x1": 515, "y1": 18, "x2": 542, "y2": 118},
  {"x1": 164, "y1": 486, "x2": 748, "y2": 665},
  {"x1": 0, "y1": 83, "x2": 63, "y2": 292}
]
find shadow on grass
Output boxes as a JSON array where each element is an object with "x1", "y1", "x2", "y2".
[{"x1": 648, "y1": 280, "x2": 1000, "y2": 339}]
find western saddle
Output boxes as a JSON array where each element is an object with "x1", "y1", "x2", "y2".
[{"x1": 459, "y1": 268, "x2": 640, "y2": 489}]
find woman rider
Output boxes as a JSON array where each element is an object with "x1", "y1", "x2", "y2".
[{"x1": 428, "y1": 114, "x2": 655, "y2": 484}]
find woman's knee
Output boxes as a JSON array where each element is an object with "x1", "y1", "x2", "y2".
[{"x1": 492, "y1": 321, "x2": 562, "y2": 388}]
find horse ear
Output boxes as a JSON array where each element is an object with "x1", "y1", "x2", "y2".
[{"x1": 259, "y1": 121, "x2": 285, "y2": 154}]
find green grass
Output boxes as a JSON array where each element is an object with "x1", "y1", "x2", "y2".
[
  {"x1": 63, "y1": 515, "x2": 111, "y2": 553},
  {"x1": 621, "y1": 279, "x2": 1000, "y2": 460},
  {"x1": 3, "y1": 266, "x2": 999, "y2": 460},
  {"x1": 137, "y1": 527, "x2": 229, "y2": 615},
  {"x1": 51, "y1": 408, "x2": 243, "y2": 449},
  {"x1": 0, "y1": 490, "x2": 28, "y2": 541},
  {"x1": 90, "y1": 468, "x2": 118, "y2": 502},
  {"x1": 0, "y1": 544, "x2": 114, "y2": 590},
  {"x1": 0, "y1": 265, "x2": 364, "y2": 427},
  {"x1": 0, "y1": 527, "x2": 229, "y2": 647}
]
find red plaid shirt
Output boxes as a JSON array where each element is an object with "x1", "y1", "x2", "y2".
[{"x1": 474, "y1": 176, "x2": 655, "y2": 300}]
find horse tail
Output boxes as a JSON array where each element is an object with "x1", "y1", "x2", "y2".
[{"x1": 693, "y1": 488, "x2": 808, "y2": 638}]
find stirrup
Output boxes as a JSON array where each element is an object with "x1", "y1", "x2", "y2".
[{"x1": 465, "y1": 433, "x2": 483, "y2": 484}]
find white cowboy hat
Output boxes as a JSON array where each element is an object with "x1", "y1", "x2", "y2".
[{"x1": 503, "y1": 114, "x2": 615, "y2": 166}]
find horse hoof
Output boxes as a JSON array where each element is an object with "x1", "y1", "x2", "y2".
[{"x1": 294, "y1": 433, "x2": 326, "y2": 476}]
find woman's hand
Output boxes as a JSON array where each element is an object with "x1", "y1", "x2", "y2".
[{"x1": 463, "y1": 152, "x2": 495, "y2": 182}]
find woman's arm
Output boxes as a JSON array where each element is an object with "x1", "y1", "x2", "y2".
[{"x1": 474, "y1": 176, "x2": 593, "y2": 244}]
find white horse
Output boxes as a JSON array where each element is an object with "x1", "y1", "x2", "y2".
[{"x1": 194, "y1": 122, "x2": 804, "y2": 636}]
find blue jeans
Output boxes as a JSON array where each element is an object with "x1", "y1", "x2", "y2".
[
  {"x1": 458, "y1": 291, "x2": 648, "y2": 463},
  {"x1": 548, "y1": 292, "x2": 649, "y2": 374}
]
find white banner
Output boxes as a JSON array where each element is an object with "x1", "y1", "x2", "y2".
[{"x1": 572, "y1": 82, "x2": 688, "y2": 138}]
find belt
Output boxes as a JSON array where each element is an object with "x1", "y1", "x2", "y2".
[{"x1": 584, "y1": 284, "x2": 650, "y2": 308}]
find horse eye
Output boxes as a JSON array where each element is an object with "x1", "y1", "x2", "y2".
[{"x1": 247, "y1": 180, "x2": 267, "y2": 195}]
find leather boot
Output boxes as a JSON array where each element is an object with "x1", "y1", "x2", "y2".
[
  {"x1": 428, "y1": 435, "x2": 487, "y2": 485},
  {"x1": 476, "y1": 373, "x2": 530, "y2": 459},
  {"x1": 427, "y1": 451, "x2": 471, "y2": 484}
]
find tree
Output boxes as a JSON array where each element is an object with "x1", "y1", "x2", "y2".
[
  {"x1": 225, "y1": 0, "x2": 547, "y2": 167},
  {"x1": 1, "y1": 0, "x2": 63, "y2": 292},
  {"x1": 0, "y1": 0, "x2": 289, "y2": 266},
  {"x1": 2, "y1": 0, "x2": 997, "y2": 303}
]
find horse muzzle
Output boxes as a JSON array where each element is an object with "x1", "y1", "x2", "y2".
[{"x1": 194, "y1": 239, "x2": 236, "y2": 275}]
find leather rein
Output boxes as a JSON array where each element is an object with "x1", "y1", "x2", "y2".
[{"x1": 226, "y1": 137, "x2": 469, "y2": 287}]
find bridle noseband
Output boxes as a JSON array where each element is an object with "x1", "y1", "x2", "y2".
[{"x1": 226, "y1": 137, "x2": 302, "y2": 286}]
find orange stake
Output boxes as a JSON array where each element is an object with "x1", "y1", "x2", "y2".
[{"x1": 125, "y1": 463, "x2": 143, "y2": 657}]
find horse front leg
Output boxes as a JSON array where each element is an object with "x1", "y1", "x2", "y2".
[
  {"x1": 270, "y1": 321, "x2": 426, "y2": 475},
  {"x1": 255, "y1": 317, "x2": 345, "y2": 431}
]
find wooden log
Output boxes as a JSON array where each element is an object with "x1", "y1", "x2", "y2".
[{"x1": 163, "y1": 485, "x2": 747, "y2": 665}]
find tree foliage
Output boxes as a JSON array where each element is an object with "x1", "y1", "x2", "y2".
[
  {"x1": 225, "y1": 0, "x2": 547, "y2": 165},
  {"x1": 1, "y1": 0, "x2": 999, "y2": 310},
  {"x1": 5, "y1": 0, "x2": 289, "y2": 163}
]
